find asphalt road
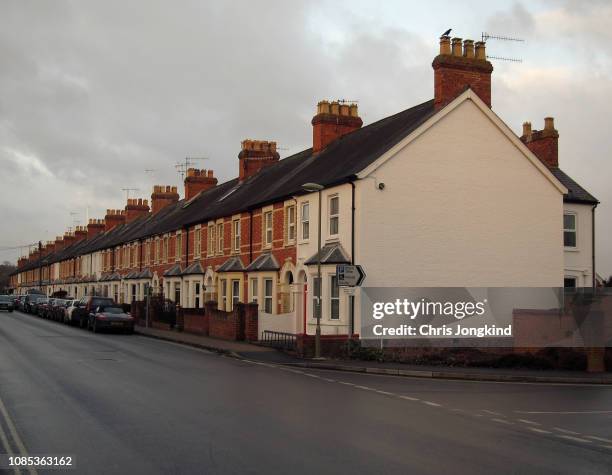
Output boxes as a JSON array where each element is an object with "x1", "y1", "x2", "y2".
[{"x1": 0, "y1": 310, "x2": 611, "y2": 475}]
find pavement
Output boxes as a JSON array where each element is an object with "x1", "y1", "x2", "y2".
[
  {"x1": 1, "y1": 311, "x2": 612, "y2": 474},
  {"x1": 135, "y1": 324, "x2": 612, "y2": 385}
]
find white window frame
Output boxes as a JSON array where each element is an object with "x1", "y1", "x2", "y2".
[
  {"x1": 232, "y1": 218, "x2": 241, "y2": 254},
  {"x1": 300, "y1": 202, "x2": 310, "y2": 241},
  {"x1": 176, "y1": 231, "x2": 182, "y2": 262},
  {"x1": 263, "y1": 210, "x2": 273, "y2": 249},
  {"x1": 564, "y1": 212, "x2": 577, "y2": 249},
  {"x1": 231, "y1": 279, "x2": 240, "y2": 309},
  {"x1": 330, "y1": 275, "x2": 340, "y2": 320},
  {"x1": 286, "y1": 204, "x2": 296, "y2": 245},
  {"x1": 220, "y1": 279, "x2": 227, "y2": 310},
  {"x1": 217, "y1": 222, "x2": 224, "y2": 256},
  {"x1": 163, "y1": 235, "x2": 169, "y2": 263},
  {"x1": 329, "y1": 195, "x2": 339, "y2": 236},
  {"x1": 263, "y1": 278, "x2": 273, "y2": 314},
  {"x1": 194, "y1": 226, "x2": 201, "y2": 258},
  {"x1": 250, "y1": 277, "x2": 258, "y2": 303},
  {"x1": 208, "y1": 223, "x2": 215, "y2": 257}
]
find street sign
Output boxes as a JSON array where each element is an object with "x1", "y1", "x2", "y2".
[{"x1": 336, "y1": 264, "x2": 366, "y2": 287}]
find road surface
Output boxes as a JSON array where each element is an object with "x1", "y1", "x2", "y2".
[{"x1": 0, "y1": 310, "x2": 611, "y2": 474}]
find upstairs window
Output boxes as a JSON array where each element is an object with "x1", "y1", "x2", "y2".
[
  {"x1": 194, "y1": 228, "x2": 201, "y2": 258},
  {"x1": 208, "y1": 224, "x2": 215, "y2": 257},
  {"x1": 329, "y1": 196, "x2": 339, "y2": 236},
  {"x1": 301, "y1": 202, "x2": 310, "y2": 240},
  {"x1": 263, "y1": 211, "x2": 273, "y2": 248},
  {"x1": 217, "y1": 222, "x2": 224, "y2": 255},
  {"x1": 564, "y1": 213, "x2": 576, "y2": 248},
  {"x1": 286, "y1": 205, "x2": 296, "y2": 244},
  {"x1": 163, "y1": 236, "x2": 169, "y2": 263},
  {"x1": 233, "y1": 219, "x2": 241, "y2": 254},
  {"x1": 176, "y1": 232, "x2": 182, "y2": 262}
]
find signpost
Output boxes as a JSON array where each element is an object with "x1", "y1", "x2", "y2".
[{"x1": 336, "y1": 264, "x2": 366, "y2": 287}]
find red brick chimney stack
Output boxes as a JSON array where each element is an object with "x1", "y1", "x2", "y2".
[
  {"x1": 151, "y1": 185, "x2": 179, "y2": 214},
  {"x1": 54, "y1": 236, "x2": 64, "y2": 252},
  {"x1": 74, "y1": 226, "x2": 88, "y2": 242},
  {"x1": 312, "y1": 101, "x2": 362, "y2": 153},
  {"x1": 125, "y1": 198, "x2": 150, "y2": 222},
  {"x1": 104, "y1": 209, "x2": 127, "y2": 231},
  {"x1": 520, "y1": 117, "x2": 559, "y2": 168},
  {"x1": 184, "y1": 169, "x2": 218, "y2": 200},
  {"x1": 433, "y1": 35, "x2": 493, "y2": 109},
  {"x1": 62, "y1": 231, "x2": 75, "y2": 248},
  {"x1": 238, "y1": 140, "x2": 280, "y2": 181},
  {"x1": 87, "y1": 219, "x2": 106, "y2": 239}
]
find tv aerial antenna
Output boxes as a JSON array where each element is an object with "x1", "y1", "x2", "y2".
[
  {"x1": 175, "y1": 157, "x2": 209, "y2": 181},
  {"x1": 69, "y1": 211, "x2": 80, "y2": 231},
  {"x1": 481, "y1": 32, "x2": 524, "y2": 63},
  {"x1": 121, "y1": 188, "x2": 140, "y2": 200}
]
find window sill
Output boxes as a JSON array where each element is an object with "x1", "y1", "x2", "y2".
[{"x1": 564, "y1": 247, "x2": 579, "y2": 252}]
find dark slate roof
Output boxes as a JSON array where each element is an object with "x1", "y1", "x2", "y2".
[
  {"x1": 124, "y1": 271, "x2": 141, "y2": 280},
  {"x1": 245, "y1": 253, "x2": 280, "y2": 272},
  {"x1": 551, "y1": 168, "x2": 598, "y2": 204},
  {"x1": 138, "y1": 268, "x2": 153, "y2": 279},
  {"x1": 217, "y1": 256, "x2": 245, "y2": 272},
  {"x1": 163, "y1": 263, "x2": 183, "y2": 277},
  {"x1": 182, "y1": 261, "x2": 205, "y2": 275},
  {"x1": 305, "y1": 242, "x2": 350, "y2": 265}
]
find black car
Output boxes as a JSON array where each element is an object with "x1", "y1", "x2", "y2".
[
  {"x1": 87, "y1": 306, "x2": 134, "y2": 334},
  {"x1": 73, "y1": 296, "x2": 116, "y2": 328},
  {"x1": 31, "y1": 297, "x2": 49, "y2": 316},
  {"x1": 0, "y1": 295, "x2": 14, "y2": 312},
  {"x1": 23, "y1": 293, "x2": 46, "y2": 313}
]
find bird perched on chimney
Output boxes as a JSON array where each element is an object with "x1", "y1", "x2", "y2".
[{"x1": 442, "y1": 28, "x2": 452, "y2": 36}]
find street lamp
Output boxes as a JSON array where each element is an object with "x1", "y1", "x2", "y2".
[{"x1": 302, "y1": 182, "x2": 324, "y2": 359}]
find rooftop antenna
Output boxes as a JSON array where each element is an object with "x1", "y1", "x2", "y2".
[
  {"x1": 121, "y1": 188, "x2": 140, "y2": 200},
  {"x1": 175, "y1": 157, "x2": 208, "y2": 181},
  {"x1": 338, "y1": 99, "x2": 359, "y2": 104},
  {"x1": 481, "y1": 32, "x2": 524, "y2": 63},
  {"x1": 69, "y1": 211, "x2": 79, "y2": 231}
]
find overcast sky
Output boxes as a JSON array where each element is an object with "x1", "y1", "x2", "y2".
[{"x1": 1, "y1": 0, "x2": 610, "y2": 276}]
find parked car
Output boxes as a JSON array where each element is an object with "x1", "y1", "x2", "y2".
[
  {"x1": 63, "y1": 300, "x2": 80, "y2": 325},
  {"x1": 73, "y1": 296, "x2": 116, "y2": 328},
  {"x1": 49, "y1": 299, "x2": 68, "y2": 321},
  {"x1": 87, "y1": 305, "x2": 134, "y2": 334},
  {"x1": 0, "y1": 295, "x2": 14, "y2": 312},
  {"x1": 13, "y1": 295, "x2": 24, "y2": 310},
  {"x1": 23, "y1": 293, "x2": 45, "y2": 313},
  {"x1": 32, "y1": 297, "x2": 50, "y2": 316}
]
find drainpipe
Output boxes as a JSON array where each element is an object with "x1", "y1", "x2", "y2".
[
  {"x1": 592, "y1": 204, "x2": 597, "y2": 288},
  {"x1": 349, "y1": 181, "x2": 356, "y2": 339},
  {"x1": 249, "y1": 210, "x2": 254, "y2": 264}
]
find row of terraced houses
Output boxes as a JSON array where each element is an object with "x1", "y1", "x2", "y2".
[{"x1": 9, "y1": 35, "x2": 599, "y2": 342}]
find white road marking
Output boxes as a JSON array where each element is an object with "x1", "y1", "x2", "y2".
[
  {"x1": 399, "y1": 395, "x2": 419, "y2": 401},
  {"x1": 556, "y1": 435, "x2": 592, "y2": 444},
  {"x1": 517, "y1": 419, "x2": 541, "y2": 426},
  {"x1": 423, "y1": 401, "x2": 441, "y2": 407},
  {"x1": 491, "y1": 418, "x2": 513, "y2": 425},
  {"x1": 516, "y1": 410, "x2": 612, "y2": 415},
  {"x1": 0, "y1": 395, "x2": 36, "y2": 475},
  {"x1": 599, "y1": 445, "x2": 612, "y2": 450},
  {"x1": 553, "y1": 427, "x2": 580, "y2": 435},
  {"x1": 528, "y1": 427, "x2": 552, "y2": 434},
  {"x1": 375, "y1": 390, "x2": 393, "y2": 396},
  {"x1": 585, "y1": 435, "x2": 612, "y2": 444},
  {"x1": 482, "y1": 410, "x2": 503, "y2": 416},
  {"x1": 354, "y1": 385, "x2": 375, "y2": 391}
]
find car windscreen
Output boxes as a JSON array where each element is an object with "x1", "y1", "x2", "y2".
[
  {"x1": 102, "y1": 307, "x2": 125, "y2": 314},
  {"x1": 0, "y1": 296, "x2": 10, "y2": 302},
  {"x1": 92, "y1": 298, "x2": 114, "y2": 307}
]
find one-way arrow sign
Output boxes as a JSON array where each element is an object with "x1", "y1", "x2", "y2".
[{"x1": 336, "y1": 264, "x2": 366, "y2": 287}]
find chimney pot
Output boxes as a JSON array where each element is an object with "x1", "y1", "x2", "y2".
[
  {"x1": 439, "y1": 35, "x2": 451, "y2": 55},
  {"x1": 463, "y1": 39, "x2": 475, "y2": 58},
  {"x1": 544, "y1": 117, "x2": 555, "y2": 131},
  {"x1": 451, "y1": 37, "x2": 463, "y2": 56},
  {"x1": 522, "y1": 121, "x2": 532, "y2": 138},
  {"x1": 474, "y1": 41, "x2": 486, "y2": 60},
  {"x1": 311, "y1": 99, "x2": 363, "y2": 153}
]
